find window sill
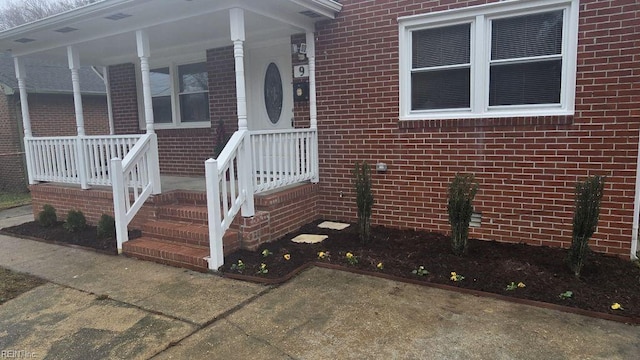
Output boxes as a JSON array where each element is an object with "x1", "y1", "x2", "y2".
[
  {"x1": 398, "y1": 114, "x2": 573, "y2": 130},
  {"x1": 140, "y1": 122, "x2": 212, "y2": 131}
]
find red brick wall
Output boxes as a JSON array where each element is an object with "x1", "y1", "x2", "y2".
[
  {"x1": 313, "y1": 0, "x2": 640, "y2": 256},
  {"x1": 29, "y1": 93, "x2": 108, "y2": 136},
  {"x1": 0, "y1": 93, "x2": 26, "y2": 192},
  {"x1": 108, "y1": 63, "x2": 141, "y2": 135}
]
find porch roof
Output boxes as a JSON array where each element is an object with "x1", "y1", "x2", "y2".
[{"x1": 0, "y1": 0, "x2": 341, "y2": 66}]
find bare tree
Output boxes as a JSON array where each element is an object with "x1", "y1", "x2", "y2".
[{"x1": 0, "y1": 0, "x2": 97, "y2": 30}]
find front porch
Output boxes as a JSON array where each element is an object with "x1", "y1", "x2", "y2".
[{"x1": 1, "y1": 0, "x2": 341, "y2": 270}]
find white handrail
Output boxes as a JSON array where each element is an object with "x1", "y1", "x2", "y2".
[
  {"x1": 111, "y1": 133, "x2": 160, "y2": 253},
  {"x1": 205, "y1": 129, "x2": 255, "y2": 270}
]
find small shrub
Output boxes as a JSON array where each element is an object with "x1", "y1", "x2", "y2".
[
  {"x1": 96, "y1": 214, "x2": 116, "y2": 239},
  {"x1": 567, "y1": 175, "x2": 605, "y2": 277},
  {"x1": 64, "y1": 209, "x2": 87, "y2": 233},
  {"x1": 353, "y1": 161, "x2": 374, "y2": 244},
  {"x1": 447, "y1": 173, "x2": 478, "y2": 256},
  {"x1": 37, "y1": 204, "x2": 57, "y2": 227}
]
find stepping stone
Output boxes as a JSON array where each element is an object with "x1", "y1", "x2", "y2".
[
  {"x1": 291, "y1": 234, "x2": 328, "y2": 244},
  {"x1": 317, "y1": 221, "x2": 350, "y2": 231}
]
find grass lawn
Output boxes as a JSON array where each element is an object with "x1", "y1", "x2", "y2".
[
  {"x1": 0, "y1": 268, "x2": 46, "y2": 305},
  {"x1": 0, "y1": 192, "x2": 31, "y2": 211}
]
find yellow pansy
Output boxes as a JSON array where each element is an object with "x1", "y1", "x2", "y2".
[
  {"x1": 517, "y1": 282, "x2": 526, "y2": 288},
  {"x1": 377, "y1": 262, "x2": 384, "y2": 270},
  {"x1": 611, "y1": 303, "x2": 623, "y2": 310},
  {"x1": 284, "y1": 254, "x2": 291, "y2": 260}
]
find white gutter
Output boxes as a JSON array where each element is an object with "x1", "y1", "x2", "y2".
[
  {"x1": 632, "y1": 134, "x2": 640, "y2": 260},
  {"x1": 91, "y1": 66, "x2": 114, "y2": 135}
]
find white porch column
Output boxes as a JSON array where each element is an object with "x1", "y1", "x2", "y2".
[
  {"x1": 136, "y1": 29, "x2": 162, "y2": 194},
  {"x1": 306, "y1": 32, "x2": 319, "y2": 183},
  {"x1": 306, "y1": 32, "x2": 317, "y2": 130},
  {"x1": 14, "y1": 57, "x2": 36, "y2": 185},
  {"x1": 230, "y1": 8, "x2": 248, "y2": 130},
  {"x1": 136, "y1": 30, "x2": 155, "y2": 134},
  {"x1": 68, "y1": 46, "x2": 85, "y2": 136},
  {"x1": 68, "y1": 46, "x2": 89, "y2": 189}
]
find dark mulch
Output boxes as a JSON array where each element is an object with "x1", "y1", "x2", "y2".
[
  {"x1": 222, "y1": 219, "x2": 640, "y2": 320},
  {"x1": 1, "y1": 221, "x2": 124, "y2": 254}
]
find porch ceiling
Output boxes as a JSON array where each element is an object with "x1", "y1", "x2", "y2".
[{"x1": 0, "y1": 0, "x2": 341, "y2": 67}]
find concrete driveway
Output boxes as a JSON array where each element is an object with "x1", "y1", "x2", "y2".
[{"x1": 0, "y1": 208, "x2": 638, "y2": 359}]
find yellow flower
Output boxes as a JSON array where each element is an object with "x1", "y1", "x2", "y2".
[
  {"x1": 346, "y1": 252, "x2": 354, "y2": 259},
  {"x1": 611, "y1": 303, "x2": 623, "y2": 310},
  {"x1": 377, "y1": 262, "x2": 384, "y2": 270},
  {"x1": 283, "y1": 254, "x2": 291, "y2": 261},
  {"x1": 238, "y1": 260, "x2": 243, "y2": 264},
  {"x1": 317, "y1": 251, "x2": 326, "y2": 259},
  {"x1": 450, "y1": 272, "x2": 457, "y2": 281},
  {"x1": 260, "y1": 263, "x2": 267, "y2": 269},
  {"x1": 517, "y1": 282, "x2": 526, "y2": 288}
]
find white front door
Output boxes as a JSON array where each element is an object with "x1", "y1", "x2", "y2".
[{"x1": 247, "y1": 40, "x2": 293, "y2": 131}]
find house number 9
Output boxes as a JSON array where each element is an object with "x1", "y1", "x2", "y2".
[{"x1": 294, "y1": 65, "x2": 309, "y2": 78}]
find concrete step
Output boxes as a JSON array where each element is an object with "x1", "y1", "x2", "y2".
[{"x1": 122, "y1": 237, "x2": 210, "y2": 272}]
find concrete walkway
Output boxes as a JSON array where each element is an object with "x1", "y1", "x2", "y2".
[{"x1": 0, "y1": 209, "x2": 638, "y2": 359}]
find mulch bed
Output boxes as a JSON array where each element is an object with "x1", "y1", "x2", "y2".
[
  {"x1": 1, "y1": 221, "x2": 123, "y2": 254},
  {"x1": 222, "y1": 219, "x2": 640, "y2": 322}
]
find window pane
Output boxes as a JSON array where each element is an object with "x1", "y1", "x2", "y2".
[
  {"x1": 489, "y1": 60, "x2": 561, "y2": 106},
  {"x1": 412, "y1": 24, "x2": 470, "y2": 68},
  {"x1": 411, "y1": 68, "x2": 470, "y2": 110},
  {"x1": 179, "y1": 93, "x2": 210, "y2": 122},
  {"x1": 150, "y1": 67, "x2": 170, "y2": 97},
  {"x1": 150, "y1": 67, "x2": 171, "y2": 123},
  {"x1": 152, "y1": 96, "x2": 172, "y2": 123},
  {"x1": 178, "y1": 62, "x2": 208, "y2": 93},
  {"x1": 491, "y1": 10, "x2": 563, "y2": 60}
]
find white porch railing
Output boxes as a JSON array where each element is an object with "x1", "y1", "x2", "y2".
[
  {"x1": 82, "y1": 135, "x2": 141, "y2": 186},
  {"x1": 25, "y1": 134, "x2": 142, "y2": 186},
  {"x1": 250, "y1": 128, "x2": 318, "y2": 193},
  {"x1": 206, "y1": 130, "x2": 255, "y2": 270},
  {"x1": 111, "y1": 133, "x2": 160, "y2": 253}
]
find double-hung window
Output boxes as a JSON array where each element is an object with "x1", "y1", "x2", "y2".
[
  {"x1": 399, "y1": 0, "x2": 579, "y2": 120},
  {"x1": 148, "y1": 61, "x2": 210, "y2": 128}
]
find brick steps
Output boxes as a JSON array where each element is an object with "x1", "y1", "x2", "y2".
[
  {"x1": 157, "y1": 204, "x2": 209, "y2": 224},
  {"x1": 123, "y1": 237, "x2": 210, "y2": 272},
  {"x1": 123, "y1": 192, "x2": 241, "y2": 272}
]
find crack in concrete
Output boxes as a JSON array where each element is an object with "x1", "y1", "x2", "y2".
[
  {"x1": 223, "y1": 318, "x2": 299, "y2": 360},
  {"x1": 149, "y1": 285, "x2": 275, "y2": 359}
]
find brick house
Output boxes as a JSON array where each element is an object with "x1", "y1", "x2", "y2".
[
  {"x1": 0, "y1": 0, "x2": 637, "y2": 271},
  {"x1": 0, "y1": 53, "x2": 108, "y2": 192}
]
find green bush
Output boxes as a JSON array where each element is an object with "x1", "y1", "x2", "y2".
[
  {"x1": 448, "y1": 173, "x2": 478, "y2": 256},
  {"x1": 96, "y1": 214, "x2": 116, "y2": 239},
  {"x1": 567, "y1": 175, "x2": 605, "y2": 277},
  {"x1": 37, "y1": 204, "x2": 57, "y2": 227},
  {"x1": 353, "y1": 161, "x2": 374, "y2": 244},
  {"x1": 63, "y1": 209, "x2": 87, "y2": 233}
]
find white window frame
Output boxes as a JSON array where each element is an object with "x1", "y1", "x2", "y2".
[
  {"x1": 137, "y1": 56, "x2": 211, "y2": 130},
  {"x1": 398, "y1": 0, "x2": 579, "y2": 121}
]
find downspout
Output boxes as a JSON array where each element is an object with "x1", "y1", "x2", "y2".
[
  {"x1": 631, "y1": 132, "x2": 640, "y2": 260},
  {"x1": 91, "y1": 66, "x2": 114, "y2": 135}
]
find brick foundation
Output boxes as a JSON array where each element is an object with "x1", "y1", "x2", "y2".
[{"x1": 29, "y1": 181, "x2": 319, "y2": 254}]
